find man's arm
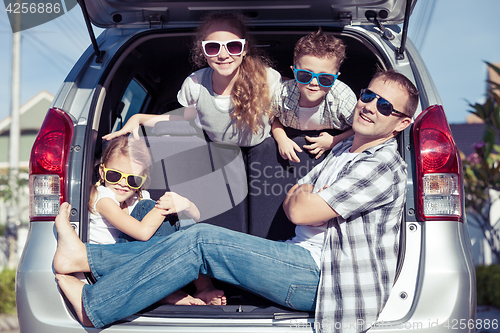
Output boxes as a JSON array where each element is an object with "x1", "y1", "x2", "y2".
[{"x1": 283, "y1": 183, "x2": 339, "y2": 225}]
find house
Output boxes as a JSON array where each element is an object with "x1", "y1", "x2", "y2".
[
  {"x1": 454, "y1": 63, "x2": 500, "y2": 266},
  {"x1": 0, "y1": 91, "x2": 53, "y2": 267},
  {"x1": 0, "y1": 90, "x2": 53, "y2": 224},
  {"x1": 450, "y1": 122, "x2": 488, "y2": 158},
  {"x1": 450, "y1": 120, "x2": 494, "y2": 266},
  {"x1": 0, "y1": 90, "x2": 53, "y2": 169}
]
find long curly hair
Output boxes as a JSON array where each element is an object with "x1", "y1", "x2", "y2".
[
  {"x1": 88, "y1": 135, "x2": 152, "y2": 214},
  {"x1": 191, "y1": 11, "x2": 273, "y2": 134}
]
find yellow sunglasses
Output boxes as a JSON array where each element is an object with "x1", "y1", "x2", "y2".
[{"x1": 102, "y1": 164, "x2": 146, "y2": 189}]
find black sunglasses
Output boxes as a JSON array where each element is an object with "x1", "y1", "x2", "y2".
[{"x1": 359, "y1": 89, "x2": 410, "y2": 118}]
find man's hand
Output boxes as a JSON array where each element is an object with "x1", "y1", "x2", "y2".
[{"x1": 303, "y1": 132, "x2": 335, "y2": 159}]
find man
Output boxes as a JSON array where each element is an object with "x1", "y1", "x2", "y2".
[{"x1": 53, "y1": 69, "x2": 418, "y2": 332}]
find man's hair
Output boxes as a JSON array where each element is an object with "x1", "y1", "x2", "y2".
[
  {"x1": 371, "y1": 69, "x2": 419, "y2": 118},
  {"x1": 293, "y1": 29, "x2": 346, "y2": 69}
]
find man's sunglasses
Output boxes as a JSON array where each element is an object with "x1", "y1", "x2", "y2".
[
  {"x1": 293, "y1": 66, "x2": 339, "y2": 88},
  {"x1": 201, "y1": 39, "x2": 246, "y2": 57},
  {"x1": 102, "y1": 164, "x2": 147, "y2": 189},
  {"x1": 359, "y1": 89, "x2": 410, "y2": 118}
]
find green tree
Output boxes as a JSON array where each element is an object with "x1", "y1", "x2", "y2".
[
  {"x1": 0, "y1": 169, "x2": 28, "y2": 268},
  {"x1": 464, "y1": 62, "x2": 500, "y2": 264},
  {"x1": 0, "y1": 268, "x2": 16, "y2": 313},
  {"x1": 0, "y1": 169, "x2": 28, "y2": 206}
]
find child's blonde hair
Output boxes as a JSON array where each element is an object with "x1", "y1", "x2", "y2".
[
  {"x1": 88, "y1": 135, "x2": 152, "y2": 214},
  {"x1": 191, "y1": 11, "x2": 273, "y2": 134}
]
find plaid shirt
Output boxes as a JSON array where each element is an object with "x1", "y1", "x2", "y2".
[
  {"x1": 272, "y1": 79, "x2": 356, "y2": 130},
  {"x1": 298, "y1": 137, "x2": 407, "y2": 333}
]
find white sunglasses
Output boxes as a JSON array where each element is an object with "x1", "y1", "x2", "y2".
[{"x1": 201, "y1": 39, "x2": 246, "y2": 57}]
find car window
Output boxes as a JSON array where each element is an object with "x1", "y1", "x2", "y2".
[{"x1": 112, "y1": 79, "x2": 148, "y2": 132}]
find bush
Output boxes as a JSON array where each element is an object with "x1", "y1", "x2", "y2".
[
  {"x1": 476, "y1": 264, "x2": 500, "y2": 308},
  {"x1": 0, "y1": 268, "x2": 16, "y2": 314}
]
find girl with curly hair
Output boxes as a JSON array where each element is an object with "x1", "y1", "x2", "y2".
[{"x1": 105, "y1": 11, "x2": 281, "y2": 147}]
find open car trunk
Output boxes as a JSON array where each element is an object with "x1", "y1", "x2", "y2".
[{"x1": 88, "y1": 27, "x2": 388, "y2": 324}]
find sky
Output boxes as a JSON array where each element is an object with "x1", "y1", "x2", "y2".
[{"x1": 0, "y1": 0, "x2": 499, "y2": 125}]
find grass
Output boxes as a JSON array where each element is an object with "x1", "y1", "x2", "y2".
[
  {"x1": 0, "y1": 268, "x2": 16, "y2": 314},
  {"x1": 476, "y1": 264, "x2": 500, "y2": 308}
]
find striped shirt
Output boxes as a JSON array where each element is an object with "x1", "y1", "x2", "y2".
[
  {"x1": 272, "y1": 79, "x2": 356, "y2": 130},
  {"x1": 298, "y1": 136, "x2": 407, "y2": 333}
]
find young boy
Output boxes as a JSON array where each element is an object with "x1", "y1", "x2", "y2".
[{"x1": 272, "y1": 29, "x2": 357, "y2": 162}]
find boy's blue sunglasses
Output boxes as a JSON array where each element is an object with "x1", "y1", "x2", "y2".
[{"x1": 293, "y1": 66, "x2": 339, "y2": 87}]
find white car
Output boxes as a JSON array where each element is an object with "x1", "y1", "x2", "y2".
[{"x1": 17, "y1": 0, "x2": 476, "y2": 332}]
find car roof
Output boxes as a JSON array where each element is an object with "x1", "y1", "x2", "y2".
[{"x1": 81, "y1": 0, "x2": 418, "y2": 29}]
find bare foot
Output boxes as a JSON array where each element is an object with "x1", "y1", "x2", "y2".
[
  {"x1": 56, "y1": 274, "x2": 93, "y2": 327},
  {"x1": 194, "y1": 287, "x2": 227, "y2": 306},
  {"x1": 159, "y1": 290, "x2": 206, "y2": 305},
  {"x1": 53, "y1": 203, "x2": 90, "y2": 274}
]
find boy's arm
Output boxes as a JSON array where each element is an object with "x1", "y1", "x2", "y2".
[
  {"x1": 304, "y1": 128, "x2": 354, "y2": 159},
  {"x1": 271, "y1": 118, "x2": 302, "y2": 163},
  {"x1": 96, "y1": 198, "x2": 166, "y2": 241},
  {"x1": 283, "y1": 183, "x2": 339, "y2": 225},
  {"x1": 155, "y1": 192, "x2": 201, "y2": 222}
]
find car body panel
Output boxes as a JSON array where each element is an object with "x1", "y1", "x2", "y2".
[{"x1": 83, "y1": 0, "x2": 417, "y2": 28}]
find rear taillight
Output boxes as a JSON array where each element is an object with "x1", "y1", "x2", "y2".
[
  {"x1": 413, "y1": 105, "x2": 463, "y2": 222},
  {"x1": 29, "y1": 108, "x2": 74, "y2": 221}
]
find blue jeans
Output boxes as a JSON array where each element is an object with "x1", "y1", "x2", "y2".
[
  {"x1": 82, "y1": 223, "x2": 320, "y2": 328},
  {"x1": 116, "y1": 199, "x2": 195, "y2": 242}
]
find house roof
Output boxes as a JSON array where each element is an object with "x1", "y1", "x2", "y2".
[
  {"x1": 449, "y1": 122, "x2": 500, "y2": 158},
  {"x1": 0, "y1": 90, "x2": 53, "y2": 135},
  {"x1": 450, "y1": 123, "x2": 486, "y2": 157},
  {"x1": 451, "y1": 63, "x2": 500, "y2": 158},
  {"x1": 0, "y1": 91, "x2": 54, "y2": 168}
]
